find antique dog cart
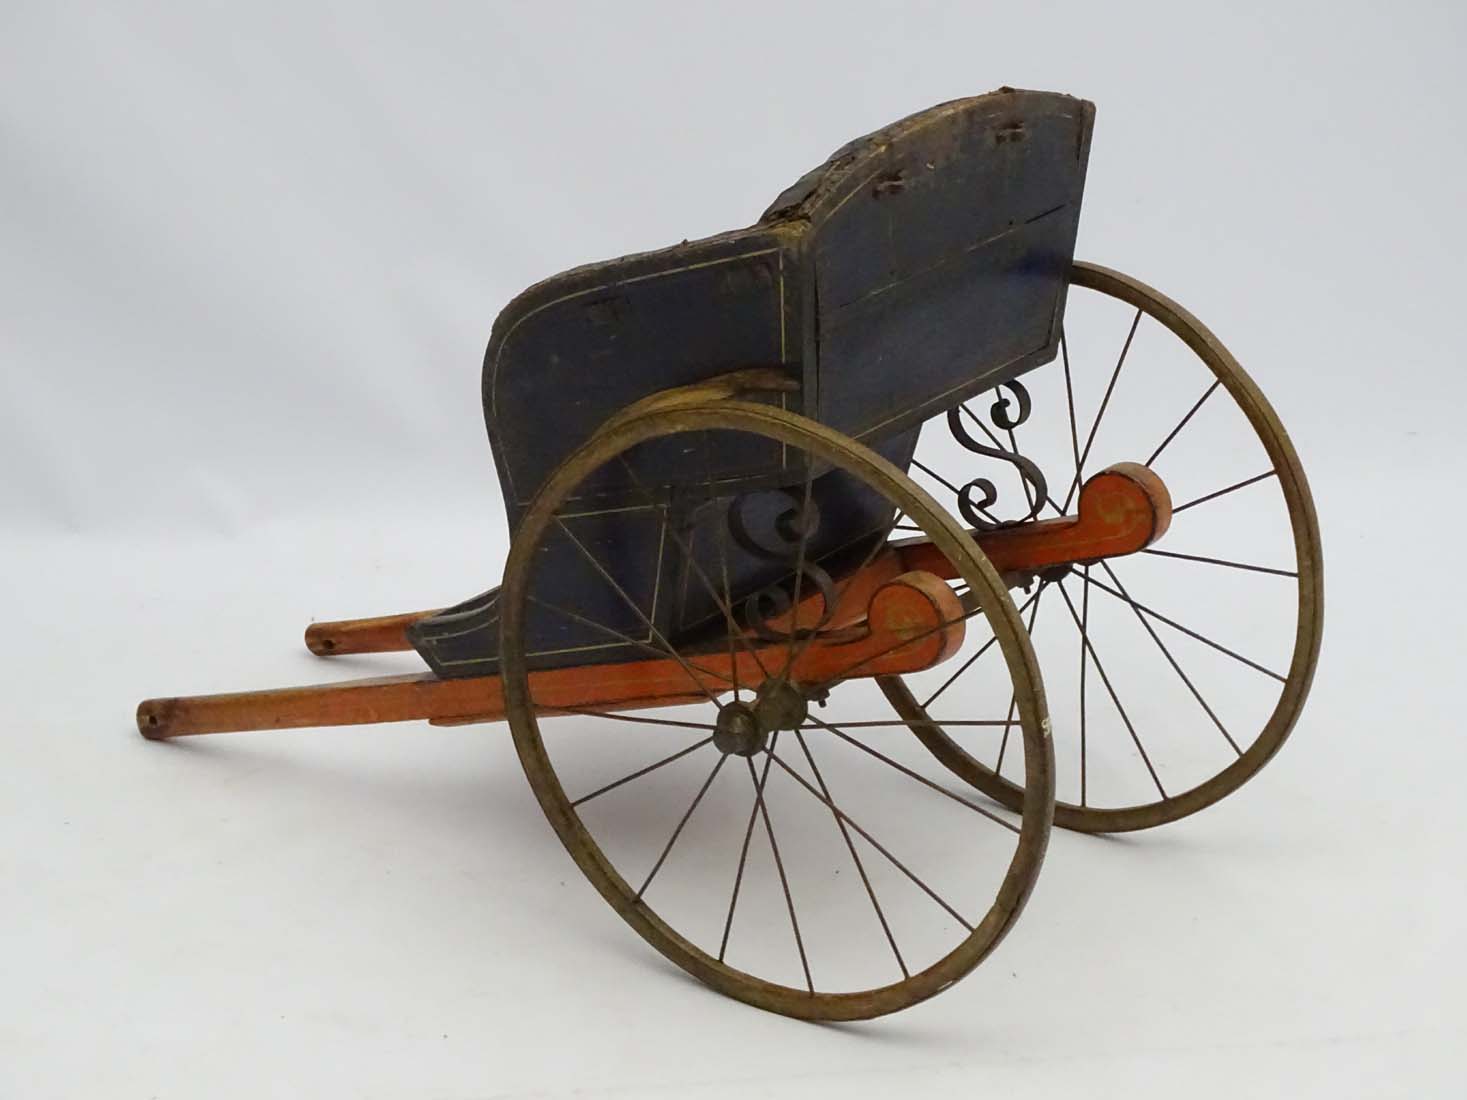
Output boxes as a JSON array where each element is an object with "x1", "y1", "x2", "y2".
[{"x1": 138, "y1": 89, "x2": 1323, "y2": 1020}]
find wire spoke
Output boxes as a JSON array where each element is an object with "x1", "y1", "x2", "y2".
[
  {"x1": 817, "y1": 603, "x2": 988, "y2": 690},
  {"x1": 1007, "y1": 424, "x2": 1034, "y2": 512},
  {"x1": 765, "y1": 750, "x2": 975, "y2": 932},
  {"x1": 793, "y1": 730, "x2": 908, "y2": 978},
  {"x1": 546, "y1": 707, "x2": 719, "y2": 732},
  {"x1": 911, "y1": 459, "x2": 1003, "y2": 526},
  {"x1": 1061, "y1": 329, "x2": 1082, "y2": 496},
  {"x1": 705, "y1": 436, "x2": 744, "y2": 701},
  {"x1": 958, "y1": 403, "x2": 1004, "y2": 449},
  {"x1": 996, "y1": 587, "x2": 1046, "y2": 774},
  {"x1": 911, "y1": 458, "x2": 964, "y2": 496},
  {"x1": 1078, "y1": 565, "x2": 1091, "y2": 806},
  {"x1": 809, "y1": 715, "x2": 1021, "y2": 835},
  {"x1": 993, "y1": 696, "x2": 1020, "y2": 776},
  {"x1": 1078, "y1": 570, "x2": 1287, "y2": 683},
  {"x1": 775, "y1": 457, "x2": 818, "y2": 682},
  {"x1": 1172, "y1": 470, "x2": 1277, "y2": 515},
  {"x1": 718, "y1": 740, "x2": 777, "y2": 962},
  {"x1": 618, "y1": 454, "x2": 773, "y2": 683},
  {"x1": 635, "y1": 754, "x2": 728, "y2": 899},
  {"x1": 1146, "y1": 380, "x2": 1220, "y2": 467},
  {"x1": 1055, "y1": 580, "x2": 1166, "y2": 799},
  {"x1": 1099, "y1": 561, "x2": 1242, "y2": 756},
  {"x1": 551, "y1": 517, "x2": 726, "y2": 709},
  {"x1": 801, "y1": 718, "x2": 1024, "y2": 729},
  {"x1": 571, "y1": 738, "x2": 715, "y2": 807},
  {"x1": 780, "y1": 504, "x2": 904, "y2": 679},
  {"x1": 921, "y1": 582, "x2": 1043, "y2": 710},
  {"x1": 528, "y1": 595, "x2": 734, "y2": 687},
  {"x1": 957, "y1": 404, "x2": 1064, "y2": 517},
  {"x1": 1141, "y1": 547, "x2": 1297, "y2": 578},
  {"x1": 540, "y1": 692, "x2": 722, "y2": 714},
  {"x1": 1064, "y1": 307, "x2": 1142, "y2": 512},
  {"x1": 746, "y1": 752, "x2": 814, "y2": 993}
]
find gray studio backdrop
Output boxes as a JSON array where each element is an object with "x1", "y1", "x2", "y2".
[
  {"x1": 6, "y1": 2, "x2": 1460, "y2": 539},
  {"x1": 2, "y1": 3, "x2": 1463, "y2": 1098}
]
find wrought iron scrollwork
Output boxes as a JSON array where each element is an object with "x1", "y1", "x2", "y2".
[
  {"x1": 988, "y1": 379, "x2": 1032, "y2": 431},
  {"x1": 946, "y1": 381, "x2": 1047, "y2": 530},
  {"x1": 727, "y1": 488, "x2": 838, "y2": 642}
]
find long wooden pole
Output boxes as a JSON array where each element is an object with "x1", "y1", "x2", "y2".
[{"x1": 139, "y1": 570, "x2": 963, "y2": 739}]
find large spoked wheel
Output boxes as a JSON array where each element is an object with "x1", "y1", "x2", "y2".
[
  {"x1": 499, "y1": 399, "x2": 1054, "y2": 1020},
  {"x1": 887, "y1": 261, "x2": 1323, "y2": 833}
]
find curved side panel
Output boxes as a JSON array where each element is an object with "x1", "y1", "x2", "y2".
[{"x1": 483, "y1": 227, "x2": 804, "y2": 529}]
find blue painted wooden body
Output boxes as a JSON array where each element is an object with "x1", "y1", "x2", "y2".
[{"x1": 410, "y1": 89, "x2": 1094, "y2": 678}]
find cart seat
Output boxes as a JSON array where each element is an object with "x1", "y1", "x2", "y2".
[{"x1": 410, "y1": 87, "x2": 1095, "y2": 678}]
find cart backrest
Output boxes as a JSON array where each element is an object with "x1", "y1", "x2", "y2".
[
  {"x1": 763, "y1": 89, "x2": 1094, "y2": 443},
  {"x1": 480, "y1": 89, "x2": 1093, "y2": 530}
]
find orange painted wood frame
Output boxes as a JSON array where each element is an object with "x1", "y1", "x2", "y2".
[
  {"x1": 698, "y1": 461, "x2": 1169, "y2": 639},
  {"x1": 304, "y1": 611, "x2": 428, "y2": 656},
  {"x1": 136, "y1": 463, "x2": 1167, "y2": 741},
  {"x1": 298, "y1": 463, "x2": 1170, "y2": 658},
  {"x1": 138, "y1": 572, "x2": 963, "y2": 740},
  {"x1": 898, "y1": 461, "x2": 1170, "y2": 579}
]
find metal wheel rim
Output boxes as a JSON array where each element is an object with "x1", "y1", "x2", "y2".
[
  {"x1": 889, "y1": 261, "x2": 1323, "y2": 833},
  {"x1": 499, "y1": 400, "x2": 1055, "y2": 1019}
]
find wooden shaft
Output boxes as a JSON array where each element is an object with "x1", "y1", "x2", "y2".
[
  {"x1": 138, "y1": 672, "x2": 488, "y2": 738},
  {"x1": 898, "y1": 462, "x2": 1170, "y2": 579},
  {"x1": 304, "y1": 610, "x2": 439, "y2": 655},
  {"x1": 148, "y1": 465, "x2": 1168, "y2": 738},
  {"x1": 138, "y1": 571, "x2": 963, "y2": 739}
]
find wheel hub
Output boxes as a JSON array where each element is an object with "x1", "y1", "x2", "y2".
[
  {"x1": 753, "y1": 679, "x2": 809, "y2": 736},
  {"x1": 714, "y1": 680, "x2": 813, "y2": 756},
  {"x1": 713, "y1": 702, "x2": 766, "y2": 757}
]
